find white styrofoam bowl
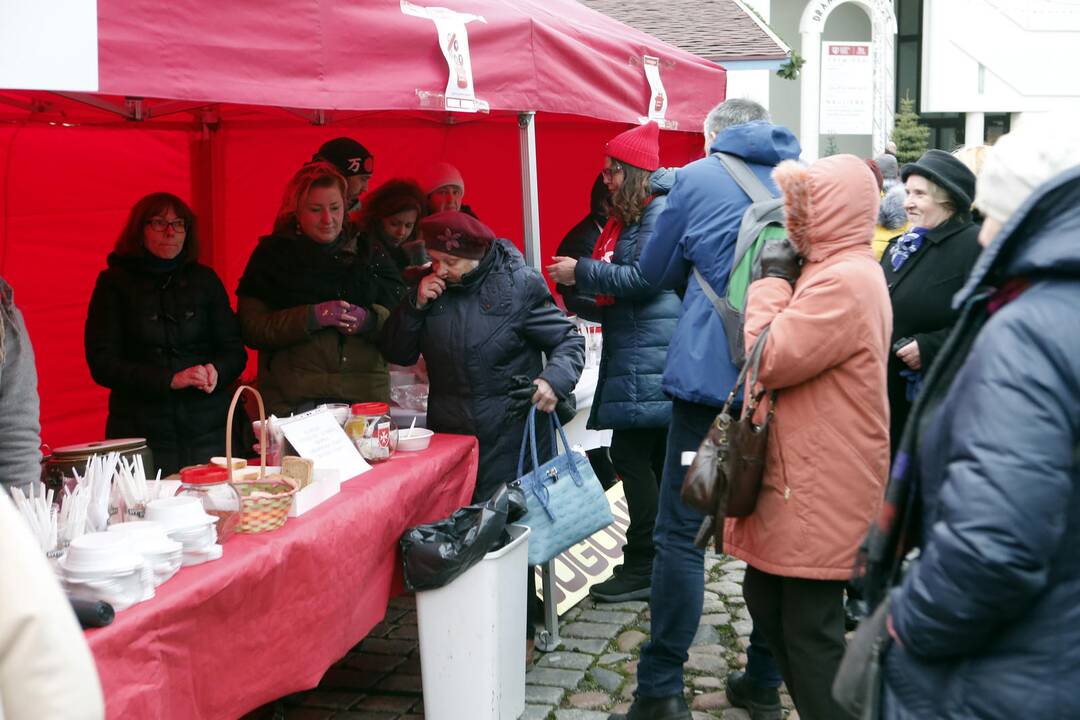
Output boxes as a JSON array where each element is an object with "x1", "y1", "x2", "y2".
[
  {"x1": 61, "y1": 532, "x2": 143, "y2": 575},
  {"x1": 396, "y1": 428, "x2": 434, "y2": 452},
  {"x1": 146, "y1": 496, "x2": 216, "y2": 531}
]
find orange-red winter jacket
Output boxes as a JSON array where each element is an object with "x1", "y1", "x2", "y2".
[{"x1": 724, "y1": 154, "x2": 892, "y2": 580}]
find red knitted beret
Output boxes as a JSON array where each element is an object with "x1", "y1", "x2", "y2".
[
  {"x1": 420, "y1": 211, "x2": 496, "y2": 260},
  {"x1": 605, "y1": 122, "x2": 660, "y2": 171}
]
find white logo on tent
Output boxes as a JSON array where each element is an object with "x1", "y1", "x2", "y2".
[
  {"x1": 401, "y1": 0, "x2": 491, "y2": 114},
  {"x1": 638, "y1": 55, "x2": 677, "y2": 130}
]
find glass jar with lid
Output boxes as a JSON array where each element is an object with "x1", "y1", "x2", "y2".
[
  {"x1": 345, "y1": 402, "x2": 398, "y2": 463},
  {"x1": 177, "y1": 466, "x2": 241, "y2": 542}
]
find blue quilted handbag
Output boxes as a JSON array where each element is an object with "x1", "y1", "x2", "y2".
[{"x1": 515, "y1": 406, "x2": 614, "y2": 565}]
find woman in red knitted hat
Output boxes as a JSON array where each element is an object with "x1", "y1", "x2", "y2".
[{"x1": 546, "y1": 122, "x2": 680, "y2": 603}]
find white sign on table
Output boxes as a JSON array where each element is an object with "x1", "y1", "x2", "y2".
[
  {"x1": 820, "y1": 41, "x2": 874, "y2": 136},
  {"x1": 278, "y1": 408, "x2": 370, "y2": 480},
  {"x1": 0, "y1": 0, "x2": 98, "y2": 91}
]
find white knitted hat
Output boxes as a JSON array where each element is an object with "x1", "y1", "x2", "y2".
[{"x1": 974, "y1": 114, "x2": 1080, "y2": 223}]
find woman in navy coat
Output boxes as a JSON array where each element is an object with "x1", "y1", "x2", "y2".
[
  {"x1": 547, "y1": 122, "x2": 680, "y2": 603},
  {"x1": 881, "y1": 120, "x2": 1080, "y2": 719}
]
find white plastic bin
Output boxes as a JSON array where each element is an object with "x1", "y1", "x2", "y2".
[{"x1": 416, "y1": 523, "x2": 530, "y2": 720}]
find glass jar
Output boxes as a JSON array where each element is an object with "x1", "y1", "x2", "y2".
[
  {"x1": 345, "y1": 402, "x2": 398, "y2": 463},
  {"x1": 177, "y1": 466, "x2": 241, "y2": 543}
]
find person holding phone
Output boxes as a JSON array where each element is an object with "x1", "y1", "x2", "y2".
[{"x1": 236, "y1": 162, "x2": 405, "y2": 416}]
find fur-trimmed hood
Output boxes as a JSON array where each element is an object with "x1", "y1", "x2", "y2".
[{"x1": 772, "y1": 154, "x2": 880, "y2": 262}]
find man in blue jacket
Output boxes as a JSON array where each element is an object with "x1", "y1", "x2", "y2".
[{"x1": 612, "y1": 99, "x2": 801, "y2": 720}]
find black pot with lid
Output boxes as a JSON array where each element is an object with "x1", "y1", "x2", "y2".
[{"x1": 41, "y1": 438, "x2": 154, "y2": 501}]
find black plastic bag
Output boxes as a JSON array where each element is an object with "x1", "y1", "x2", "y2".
[
  {"x1": 400, "y1": 485, "x2": 511, "y2": 591},
  {"x1": 506, "y1": 480, "x2": 528, "y2": 523}
]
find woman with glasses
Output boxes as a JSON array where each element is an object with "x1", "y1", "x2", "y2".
[
  {"x1": 85, "y1": 192, "x2": 248, "y2": 475},
  {"x1": 546, "y1": 121, "x2": 680, "y2": 603},
  {"x1": 236, "y1": 162, "x2": 405, "y2": 417}
]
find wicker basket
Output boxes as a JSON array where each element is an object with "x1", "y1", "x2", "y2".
[{"x1": 225, "y1": 385, "x2": 297, "y2": 533}]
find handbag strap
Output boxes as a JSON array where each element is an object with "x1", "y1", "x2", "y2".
[
  {"x1": 516, "y1": 406, "x2": 584, "y2": 521},
  {"x1": 721, "y1": 326, "x2": 769, "y2": 410}
]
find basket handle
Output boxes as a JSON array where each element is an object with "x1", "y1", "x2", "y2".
[{"x1": 226, "y1": 385, "x2": 267, "y2": 481}]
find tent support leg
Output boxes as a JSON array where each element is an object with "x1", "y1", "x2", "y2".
[
  {"x1": 536, "y1": 560, "x2": 561, "y2": 652},
  {"x1": 518, "y1": 112, "x2": 542, "y2": 270}
]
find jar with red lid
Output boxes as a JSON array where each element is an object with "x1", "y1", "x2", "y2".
[
  {"x1": 177, "y1": 465, "x2": 241, "y2": 542},
  {"x1": 344, "y1": 402, "x2": 398, "y2": 463}
]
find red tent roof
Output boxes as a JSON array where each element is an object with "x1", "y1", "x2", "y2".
[{"x1": 88, "y1": 0, "x2": 725, "y2": 128}]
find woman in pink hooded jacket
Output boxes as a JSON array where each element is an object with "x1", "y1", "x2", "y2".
[{"x1": 724, "y1": 154, "x2": 892, "y2": 720}]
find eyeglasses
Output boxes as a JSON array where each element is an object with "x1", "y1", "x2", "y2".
[
  {"x1": 601, "y1": 163, "x2": 624, "y2": 181},
  {"x1": 146, "y1": 218, "x2": 187, "y2": 233}
]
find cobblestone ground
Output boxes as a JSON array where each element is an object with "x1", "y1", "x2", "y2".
[{"x1": 247, "y1": 552, "x2": 798, "y2": 720}]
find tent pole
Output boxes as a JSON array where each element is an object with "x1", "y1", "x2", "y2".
[{"x1": 518, "y1": 112, "x2": 541, "y2": 269}]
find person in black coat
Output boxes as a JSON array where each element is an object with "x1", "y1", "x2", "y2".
[
  {"x1": 881, "y1": 150, "x2": 981, "y2": 456},
  {"x1": 555, "y1": 174, "x2": 609, "y2": 318},
  {"x1": 85, "y1": 193, "x2": 248, "y2": 475},
  {"x1": 553, "y1": 173, "x2": 617, "y2": 488},
  {"x1": 380, "y1": 211, "x2": 584, "y2": 656},
  {"x1": 355, "y1": 178, "x2": 429, "y2": 274},
  {"x1": 547, "y1": 122, "x2": 679, "y2": 603},
  {"x1": 879, "y1": 118, "x2": 1080, "y2": 720},
  {"x1": 380, "y1": 211, "x2": 585, "y2": 502}
]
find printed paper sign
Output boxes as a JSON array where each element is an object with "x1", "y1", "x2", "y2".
[
  {"x1": 278, "y1": 408, "x2": 370, "y2": 481},
  {"x1": 820, "y1": 42, "x2": 874, "y2": 135},
  {"x1": 534, "y1": 482, "x2": 631, "y2": 615},
  {"x1": 401, "y1": 0, "x2": 490, "y2": 113},
  {"x1": 0, "y1": 0, "x2": 98, "y2": 91}
]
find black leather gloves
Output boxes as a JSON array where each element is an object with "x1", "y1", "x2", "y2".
[{"x1": 758, "y1": 238, "x2": 802, "y2": 286}]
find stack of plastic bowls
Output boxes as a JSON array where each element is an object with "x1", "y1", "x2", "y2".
[
  {"x1": 107, "y1": 520, "x2": 183, "y2": 586},
  {"x1": 146, "y1": 496, "x2": 223, "y2": 566},
  {"x1": 59, "y1": 532, "x2": 151, "y2": 611}
]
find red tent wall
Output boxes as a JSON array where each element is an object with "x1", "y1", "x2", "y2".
[
  {"x1": 0, "y1": 114, "x2": 706, "y2": 450},
  {"x1": 0, "y1": 124, "x2": 193, "y2": 450}
]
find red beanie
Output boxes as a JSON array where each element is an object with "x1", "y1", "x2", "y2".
[{"x1": 605, "y1": 122, "x2": 660, "y2": 171}]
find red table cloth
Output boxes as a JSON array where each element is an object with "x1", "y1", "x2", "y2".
[{"x1": 86, "y1": 434, "x2": 478, "y2": 720}]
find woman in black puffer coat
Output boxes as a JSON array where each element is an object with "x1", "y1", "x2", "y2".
[
  {"x1": 381, "y1": 212, "x2": 585, "y2": 504},
  {"x1": 546, "y1": 122, "x2": 680, "y2": 603},
  {"x1": 85, "y1": 193, "x2": 247, "y2": 475}
]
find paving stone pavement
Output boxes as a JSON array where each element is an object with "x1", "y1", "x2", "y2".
[{"x1": 244, "y1": 552, "x2": 797, "y2": 720}]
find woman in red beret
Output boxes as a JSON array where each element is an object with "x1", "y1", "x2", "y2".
[{"x1": 380, "y1": 210, "x2": 585, "y2": 662}]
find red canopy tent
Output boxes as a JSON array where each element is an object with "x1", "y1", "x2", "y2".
[{"x1": 0, "y1": 0, "x2": 725, "y2": 449}]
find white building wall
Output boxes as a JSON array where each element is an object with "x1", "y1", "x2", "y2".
[
  {"x1": 922, "y1": 0, "x2": 1080, "y2": 133},
  {"x1": 725, "y1": 69, "x2": 773, "y2": 110}
]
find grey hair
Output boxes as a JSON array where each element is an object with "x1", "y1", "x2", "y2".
[{"x1": 704, "y1": 99, "x2": 770, "y2": 136}]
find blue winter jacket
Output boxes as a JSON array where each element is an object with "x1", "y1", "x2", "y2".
[
  {"x1": 573, "y1": 168, "x2": 680, "y2": 430},
  {"x1": 883, "y1": 165, "x2": 1080, "y2": 719},
  {"x1": 638, "y1": 121, "x2": 801, "y2": 407}
]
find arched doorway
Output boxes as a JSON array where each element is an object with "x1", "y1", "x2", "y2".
[{"x1": 798, "y1": 0, "x2": 898, "y2": 160}]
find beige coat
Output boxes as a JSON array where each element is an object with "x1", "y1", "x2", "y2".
[
  {"x1": 724, "y1": 154, "x2": 892, "y2": 580},
  {"x1": 0, "y1": 493, "x2": 104, "y2": 720}
]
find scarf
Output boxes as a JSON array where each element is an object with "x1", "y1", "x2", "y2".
[
  {"x1": 888, "y1": 226, "x2": 929, "y2": 272},
  {"x1": 590, "y1": 218, "x2": 622, "y2": 306},
  {"x1": 236, "y1": 229, "x2": 381, "y2": 310}
]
